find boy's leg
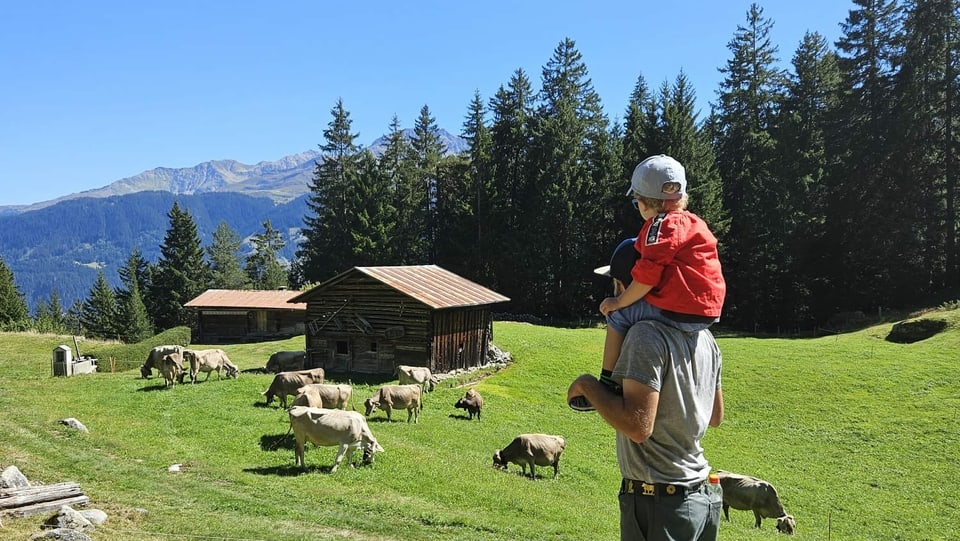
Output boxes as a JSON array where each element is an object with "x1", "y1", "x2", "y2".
[{"x1": 569, "y1": 327, "x2": 625, "y2": 411}]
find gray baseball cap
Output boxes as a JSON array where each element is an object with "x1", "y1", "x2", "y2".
[{"x1": 626, "y1": 154, "x2": 686, "y2": 200}]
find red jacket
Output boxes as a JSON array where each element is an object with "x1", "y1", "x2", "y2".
[{"x1": 633, "y1": 211, "x2": 725, "y2": 317}]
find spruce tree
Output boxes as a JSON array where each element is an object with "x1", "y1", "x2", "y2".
[
  {"x1": 208, "y1": 221, "x2": 250, "y2": 289},
  {"x1": 380, "y1": 116, "x2": 419, "y2": 265},
  {"x1": 80, "y1": 270, "x2": 119, "y2": 340},
  {"x1": 488, "y1": 70, "x2": 536, "y2": 309},
  {"x1": 298, "y1": 98, "x2": 361, "y2": 282},
  {"x1": 532, "y1": 37, "x2": 612, "y2": 317},
  {"x1": 148, "y1": 201, "x2": 210, "y2": 331},
  {"x1": 116, "y1": 251, "x2": 153, "y2": 342},
  {"x1": 245, "y1": 219, "x2": 288, "y2": 290},
  {"x1": 461, "y1": 90, "x2": 495, "y2": 282},
  {"x1": 0, "y1": 256, "x2": 29, "y2": 331},
  {"x1": 712, "y1": 3, "x2": 787, "y2": 328},
  {"x1": 351, "y1": 149, "x2": 395, "y2": 266},
  {"x1": 411, "y1": 105, "x2": 446, "y2": 262}
]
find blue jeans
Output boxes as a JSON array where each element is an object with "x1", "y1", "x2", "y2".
[
  {"x1": 619, "y1": 485, "x2": 721, "y2": 541},
  {"x1": 607, "y1": 299, "x2": 713, "y2": 336}
]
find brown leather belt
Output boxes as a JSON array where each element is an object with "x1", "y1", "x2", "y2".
[
  {"x1": 661, "y1": 310, "x2": 718, "y2": 324},
  {"x1": 621, "y1": 478, "x2": 704, "y2": 497}
]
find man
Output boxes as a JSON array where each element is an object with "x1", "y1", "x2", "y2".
[{"x1": 567, "y1": 239, "x2": 724, "y2": 541}]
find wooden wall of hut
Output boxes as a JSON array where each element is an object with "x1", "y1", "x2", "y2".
[{"x1": 431, "y1": 308, "x2": 493, "y2": 372}]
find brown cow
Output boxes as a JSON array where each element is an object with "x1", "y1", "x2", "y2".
[
  {"x1": 159, "y1": 353, "x2": 182, "y2": 388},
  {"x1": 716, "y1": 470, "x2": 796, "y2": 534},
  {"x1": 292, "y1": 384, "x2": 353, "y2": 410},
  {"x1": 141, "y1": 345, "x2": 184, "y2": 379},
  {"x1": 493, "y1": 434, "x2": 566, "y2": 479},
  {"x1": 396, "y1": 365, "x2": 436, "y2": 392},
  {"x1": 265, "y1": 350, "x2": 306, "y2": 373},
  {"x1": 288, "y1": 406, "x2": 384, "y2": 472},
  {"x1": 183, "y1": 348, "x2": 239, "y2": 383},
  {"x1": 263, "y1": 371, "x2": 322, "y2": 408},
  {"x1": 363, "y1": 384, "x2": 422, "y2": 423},
  {"x1": 454, "y1": 388, "x2": 483, "y2": 421}
]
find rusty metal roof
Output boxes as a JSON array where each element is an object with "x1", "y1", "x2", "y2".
[
  {"x1": 185, "y1": 289, "x2": 307, "y2": 311},
  {"x1": 290, "y1": 265, "x2": 510, "y2": 310}
]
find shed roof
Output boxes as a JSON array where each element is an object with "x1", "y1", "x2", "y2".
[
  {"x1": 185, "y1": 289, "x2": 307, "y2": 311},
  {"x1": 289, "y1": 265, "x2": 510, "y2": 310}
]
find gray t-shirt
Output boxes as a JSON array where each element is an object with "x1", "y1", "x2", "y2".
[{"x1": 613, "y1": 320, "x2": 722, "y2": 486}]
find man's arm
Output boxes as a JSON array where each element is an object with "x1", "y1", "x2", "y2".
[
  {"x1": 567, "y1": 375, "x2": 659, "y2": 443},
  {"x1": 710, "y1": 388, "x2": 723, "y2": 427},
  {"x1": 599, "y1": 281, "x2": 653, "y2": 316}
]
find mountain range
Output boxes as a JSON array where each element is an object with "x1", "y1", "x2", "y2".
[{"x1": 0, "y1": 129, "x2": 468, "y2": 311}]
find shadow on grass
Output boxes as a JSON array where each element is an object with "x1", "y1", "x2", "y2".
[
  {"x1": 447, "y1": 413, "x2": 479, "y2": 422},
  {"x1": 242, "y1": 464, "x2": 311, "y2": 477},
  {"x1": 260, "y1": 433, "x2": 294, "y2": 451},
  {"x1": 136, "y1": 383, "x2": 174, "y2": 392}
]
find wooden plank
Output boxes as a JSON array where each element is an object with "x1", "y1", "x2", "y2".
[
  {"x1": 0, "y1": 482, "x2": 82, "y2": 507},
  {"x1": 0, "y1": 495, "x2": 89, "y2": 517}
]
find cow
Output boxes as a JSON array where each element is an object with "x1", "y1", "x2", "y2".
[
  {"x1": 159, "y1": 353, "x2": 182, "y2": 388},
  {"x1": 292, "y1": 384, "x2": 353, "y2": 410},
  {"x1": 716, "y1": 470, "x2": 796, "y2": 534},
  {"x1": 493, "y1": 434, "x2": 566, "y2": 479},
  {"x1": 396, "y1": 364, "x2": 436, "y2": 392},
  {"x1": 141, "y1": 345, "x2": 184, "y2": 379},
  {"x1": 265, "y1": 350, "x2": 306, "y2": 373},
  {"x1": 454, "y1": 388, "x2": 483, "y2": 421},
  {"x1": 262, "y1": 368, "x2": 325, "y2": 408},
  {"x1": 288, "y1": 406, "x2": 384, "y2": 472},
  {"x1": 363, "y1": 384, "x2": 422, "y2": 423},
  {"x1": 183, "y1": 348, "x2": 239, "y2": 383}
]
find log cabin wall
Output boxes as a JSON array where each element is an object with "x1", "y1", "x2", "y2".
[
  {"x1": 302, "y1": 277, "x2": 432, "y2": 375},
  {"x1": 431, "y1": 308, "x2": 493, "y2": 373}
]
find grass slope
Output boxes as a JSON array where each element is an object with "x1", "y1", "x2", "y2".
[{"x1": 1, "y1": 312, "x2": 958, "y2": 540}]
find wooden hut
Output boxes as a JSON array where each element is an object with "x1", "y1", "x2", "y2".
[
  {"x1": 185, "y1": 289, "x2": 307, "y2": 343},
  {"x1": 289, "y1": 265, "x2": 510, "y2": 376}
]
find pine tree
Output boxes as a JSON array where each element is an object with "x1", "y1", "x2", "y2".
[
  {"x1": 148, "y1": 201, "x2": 210, "y2": 331},
  {"x1": 33, "y1": 289, "x2": 67, "y2": 334},
  {"x1": 712, "y1": 3, "x2": 787, "y2": 328},
  {"x1": 776, "y1": 31, "x2": 843, "y2": 326},
  {"x1": 80, "y1": 270, "x2": 119, "y2": 340},
  {"x1": 0, "y1": 256, "x2": 30, "y2": 331},
  {"x1": 488, "y1": 69, "x2": 536, "y2": 309},
  {"x1": 823, "y1": 0, "x2": 904, "y2": 313},
  {"x1": 893, "y1": 0, "x2": 960, "y2": 299},
  {"x1": 411, "y1": 105, "x2": 447, "y2": 262},
  {"x1": 116, "y1": 251, "x2": 153, "y2": 342},
  {"x1": 208, "y1": 221, "x2": 250, "y2": 289},
  {"x1": 245, "y1": 219, "x2": 288, "y2": 290},
  {"x1": 532, "y1": 37, "x2": 612, "y2": 317},
  {"x1": 461, "y1": 90, "x2": 495, "y2": 282},
  {"x1": 380, "y1": 116, "x2": 419, "y2": 265},
  {"x1": 350, "y1": 149, "x2": 395, "y2": 266},
  {"x1": 298, "y1": 98, "x2": 361, "y2": 282}
]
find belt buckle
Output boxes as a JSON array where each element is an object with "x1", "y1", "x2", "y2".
[{"x1": 641, "y1": 482, "x2": 655, "y2": 496}]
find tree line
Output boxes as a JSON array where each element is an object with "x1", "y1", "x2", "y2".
[{"x1": 1, "y1": 1, "x2": 957, "y2": 336}]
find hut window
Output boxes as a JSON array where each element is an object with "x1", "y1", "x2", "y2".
[
  {"x1": 336, "y1": 341, "x2": 349, "y2": 355},
  {"x1": 369, "y1": 342, "x2": 378, "y2": 353}
]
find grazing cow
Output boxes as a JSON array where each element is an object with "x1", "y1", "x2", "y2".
[
  {"x1": 263, "y1": 372, "x2": 319, "y2": 408},
  {"x1": 183, "y1": 348, "x2": 239, "y2": 383},
  {"x1": 265, "y1": 350, "x2": 306, "y2": 373},
  {"x1": 716, "y1": 470, "x2": 796, "y2": 534},
  {"x1": 396, "y1": 365, "x2": 436, "y2": 392},
  {"x1": 159, "y1": 353, "x2": 183, "y2": 388},
  {"x1": 141, "y1": 345, "x2": 184, "y2": 378},
  {"x1": 454, "y1": 388, "x2": 483, "y2": 421},
  {"x1": 493, "y1": 434, "x2": 566, "y2": 479},
  {"x1": 288, "y1": 406, "x2": 384, "y2": 472},
  {"x1": 292, "y1": 384, "x2": 353, "y2": 410},
  {"x1": 363, "y1": 384, "x2": 422, "y2": 423}
]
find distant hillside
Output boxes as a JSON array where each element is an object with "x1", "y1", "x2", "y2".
[
  {"x1": 0, "y1": 191, "x2": 308, "y2": 311},
  {"x1": 1, "y1": 128, "x2": 467, "y2": 215}
]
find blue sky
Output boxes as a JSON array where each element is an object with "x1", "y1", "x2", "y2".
[{"x1": 0, "y1": 1, "x2": 854, "y2": 206}]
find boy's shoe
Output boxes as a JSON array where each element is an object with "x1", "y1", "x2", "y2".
[
  {"x1": 599, "y1": 375, "x2": 623, "y2": 396},
  {"x1": 568, "y1": 395, "x2": 595, "y2": 412}
]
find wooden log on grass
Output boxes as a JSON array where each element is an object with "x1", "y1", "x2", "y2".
[{"x1": 0, "y1": 482, "x2": 88, "y2": 517}]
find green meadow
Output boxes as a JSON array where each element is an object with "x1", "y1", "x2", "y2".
[{"x1": 1, "y1": 313, "x2": 958, "y2": 540}]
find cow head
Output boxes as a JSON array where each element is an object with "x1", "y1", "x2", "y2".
[
  {"x1": 364, "y1": 398, "x2": 379, "y2": 416},
  {"x1": 776, "y1": 515, "x2": 796, "y2": 535},
  {"x1": 492, "y1": 451, "x2": 507, "y2": 470},
  {"x1": 140, "y1": 364, "x2": 151, "y2": 379},
  {"x1": 226, "y1": 365, "x2": 239, "y2": 379},
  {"x1": 362, "y1": 439, "x2": 385, "y2": 465}
]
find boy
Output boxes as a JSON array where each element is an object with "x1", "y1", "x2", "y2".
[{"x1": 570, "y1": 155, "x2": 725, "y2": 411}]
